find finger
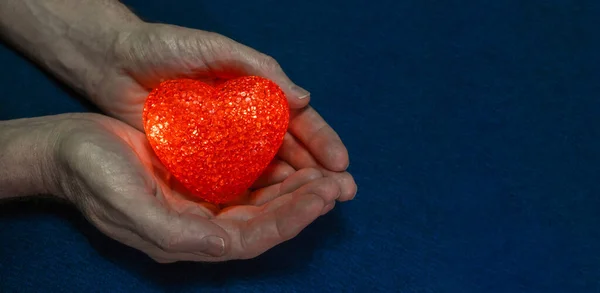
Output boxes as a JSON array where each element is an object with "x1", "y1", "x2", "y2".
[
  {"x1": 251, "y1": 167, "x2": 323, "y2": 206},
  {"x1": 278, "y1": 132, "x2": 319, "y2": 170},
  {"x1": 162, "y1": 195, "x2": 218, "y2": 218},
  {"x1": 249, "y1": 56, "x2": 311, "y2": 109},
  {"x1": 217, "y1": 185, "x2": 283, "y2": 221},
  {"x1": 221, "y1": 160, "x2": 308, "y2": 208},
  {"x1": 288, "y1": 106, "x2": 349, "y2": 171},
  {"x1": 111, "y1": 83, "x2": 149, "y2": 131},
  {"x1": 319, "y1": 169, "x2": 358, "y2": 202},
  {"x1": 129, "y1": 195, "x2": 229, "y2": 257},
  {"x1": 133, "y1": 234, "x2": 228, "y2": 263},
  {"x1": 227, "y1": 192, "x2": 325, "y2": 259},
  {"x1": 214, "y1": 176, "x2": 339, "y2": 258},
  {"x1": 279, "y1": 168, "x2": 323, "y2": 195},
  {"x1": 156, "y1": 170, "x2": 221, "y2": 215},
  {"x1": 219, "y1": 190, "x2": 252, "y2": 208},
  {"x1": 217, "y1": 204, "x2": 263, "y2": 222},
  {"x1": 251, "y1": 159, "x2": 295, "y2": 189},
  {"x1": 92, "y1": 218, "x2": 219, "y2": 263},
  {"x1": 209, "y1": 35, "x2": 311, "y2": 108},
  {"x1": 217, "y1": 168, "x2": 324, "y2": 221},
  {"x1": 262, "y1": 177, "x2": 340, "y2": 214},
  {"x1": 215, "y1": 193, "x2": 293, "y2": 222},
  {"x1": 229, "y1": 177, "x2": 340, "y2": 259},
  {"x1": 278, "y1": 133, "x2": 356, "y2": 201},
  {"x1": 236, "y1": 49, "x2": 310, "y2": 108}
]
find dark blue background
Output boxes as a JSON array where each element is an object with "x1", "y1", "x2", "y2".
[{"x1": 2, "y1": 0, "x2": 600, "y2": 291}]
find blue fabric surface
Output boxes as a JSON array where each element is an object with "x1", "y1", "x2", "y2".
[{"x1": 1, "y1": 0, "x2": 600, "y2": 291}]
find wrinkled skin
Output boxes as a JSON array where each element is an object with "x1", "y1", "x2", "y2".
[
  {"x1": 89, "y1": 23, "x2": 357, "y2": 201},
  {"x1": 54, "y1": 114, "x2": 342, "y2": 263},
  {"x1": 0, "y1": 1, "x2": 357, "y2": 263}
]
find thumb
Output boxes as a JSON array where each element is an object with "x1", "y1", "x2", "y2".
[
  {"x1": 212, "y1": 34, "x2": 311, "y2": 109},
  {"x1": 131, "y1": 197, "x2": 229, "y2": 257},
  {"x1": 246, "y1": 53, "x2": 311, "y2": 109}
]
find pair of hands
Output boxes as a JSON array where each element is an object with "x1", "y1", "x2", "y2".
[{"x1": 39, "y1": 23, "x2": 356, "y2": 262}]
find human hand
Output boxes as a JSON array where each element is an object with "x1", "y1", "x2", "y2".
[
  {"x1": 0, "y1": 1, "x2": 356, "y2": 200},
  {"x1": 44, "y1": 113, "x2": 341, "y2": 262},
  {"x1": 90, "y1": 22, "x2": 357, "y2": 201}
]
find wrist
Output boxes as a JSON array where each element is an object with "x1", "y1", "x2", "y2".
[
  {"x1": 0, "y1": 116, "x2": 65, "y2": 199},
  {"x1": 0, "y1": 114, "x2": 104, "y2": 200},
  {"x1": 0, "y1": 0, "x2": 142, "y2": 96}
]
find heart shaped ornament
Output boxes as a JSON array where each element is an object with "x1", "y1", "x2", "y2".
[{"x1": 143, "y1": 76, "x2": 289, "y2": 204}]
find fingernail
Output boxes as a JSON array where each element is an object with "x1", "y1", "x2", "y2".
[
  {"x1": 202, "y1": 236, "x2": 225, "y2": 257},
  {"x1": 290, "y1": 85, "x2": 310, "y2": 99}
]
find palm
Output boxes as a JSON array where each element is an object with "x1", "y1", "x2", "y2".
[
  {"x1": 105, "y1": 116, "x2": 311, "y2": 213},
  {"x1": 67, "y1": 23, "x2": 355, "y2": 262},
  {"x1": 93, "y1": 22, "x2": 355, "y2": 204},
  {"x1": 72, "y1": 116, "x2": 339, "y2": 262}
]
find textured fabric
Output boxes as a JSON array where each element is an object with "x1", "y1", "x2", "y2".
[{"x1": 1, "y1": 0, "x2": 600, "y2": 291}]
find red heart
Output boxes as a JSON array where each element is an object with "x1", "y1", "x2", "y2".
[{"x1": 143, "y1": 76, "x2": 289, "y2": 204}]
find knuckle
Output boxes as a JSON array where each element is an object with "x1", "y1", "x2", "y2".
[
  {"x1": 155, "y1": 233, "x2": 180, "y2": 252},
  {"x1": 261, "y1": 55, "x2": 281, "y2": 70},
  {"x1": 146, "y1": 210, "x2": 185, "y2": 253},
  {"x1": 204, "y1": 31, "x2": 228, "y2": 42},
  {"x1": 199, "y1": 31, "x2": 236, "y2": 53},
  {"x1": 302, "y1": 168, "x2": 323, "y2": 180},
  {"x1": 55, "y1": 118, "x2": 105, "y2": 162}
]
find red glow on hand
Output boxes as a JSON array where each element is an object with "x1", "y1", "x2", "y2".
[{"x1": 143, "y1": 76, "x2": 289, "y2": 204}]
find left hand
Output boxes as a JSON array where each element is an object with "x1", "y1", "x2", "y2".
[
  {"x1": 39, "y1": 113, "x2": 341, "y2": 262},
  {"x1": 89, "y1": 22, "x2": 357, "y2": 201}
]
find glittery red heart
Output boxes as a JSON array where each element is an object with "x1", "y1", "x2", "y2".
[{"x1": 143, "y1": 76, "x2": 289, "y2": 204}]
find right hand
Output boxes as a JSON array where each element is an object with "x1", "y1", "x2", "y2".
[
  {"x1": 89, "y1": 22, "x2": 358, "y2": 201},
  {"x1": 46, "y1": 113, "x2": 341, "y2": 263}
]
